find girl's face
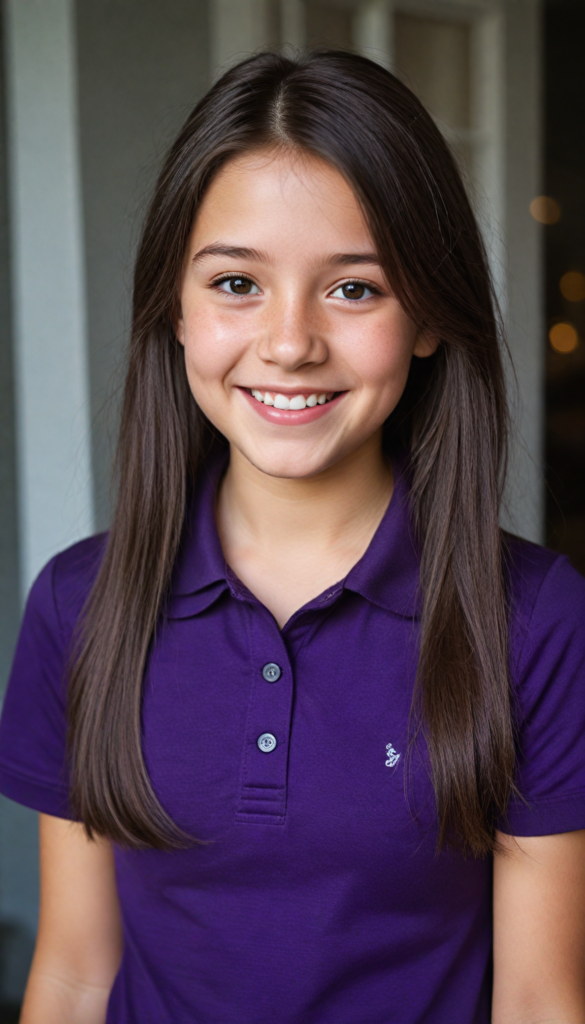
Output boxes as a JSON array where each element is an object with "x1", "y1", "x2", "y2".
[{"x1": 177, "y1": 148, "x2": 436, "y2": 480}]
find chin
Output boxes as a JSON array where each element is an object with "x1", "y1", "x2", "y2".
[{"x1": 234, "y1": 440, "x2": 340, "y2": 481}]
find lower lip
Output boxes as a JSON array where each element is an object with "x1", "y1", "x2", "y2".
[{"x1": 239, "y1": 388, "x2": 347, "y2": 425}]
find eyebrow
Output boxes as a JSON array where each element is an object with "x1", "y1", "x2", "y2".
[
  {"x1": 191, "y1": 243, "x2": 381, "y2": 268},
  {"x1": 327, "y1": 252, "x2": 380, "y2": 267},
  {"x1": 191, "y1": 244, "x2": 270, "y2": 265}
]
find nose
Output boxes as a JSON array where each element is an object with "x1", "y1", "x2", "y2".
[{"x1": 256, "y1": 293, "x2": 328, "y2": 372}]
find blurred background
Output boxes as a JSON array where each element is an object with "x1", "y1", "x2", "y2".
[{"x1": 0, "y1": 0, "x2": 582, "y2": 1015}]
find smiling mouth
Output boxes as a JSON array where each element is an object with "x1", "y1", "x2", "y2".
[{"x1": 243, "y1": 388, "x2": 342, "y2": 410}]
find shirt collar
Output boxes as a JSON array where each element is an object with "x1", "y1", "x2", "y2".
[
  {"x1": 167, "y1": 449, "x2": 230, "y2": 617},
  {"x1": 343, "y1": 454, "x2": 421, "y2": 620},
  {"x1": 168, "y1": 447, "x2": 421, "y2": 621}
]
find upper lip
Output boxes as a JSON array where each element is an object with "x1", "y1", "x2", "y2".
[{"x1": 239, "y1": 385, "x2": 344, "y2": 396}]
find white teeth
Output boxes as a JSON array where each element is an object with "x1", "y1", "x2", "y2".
[
  {"x1": 248, "y1": 389, "x2": 336, "y2": 408},
  {"x1": 289, "y1": 395, "x2": 306, "y2": 410}
]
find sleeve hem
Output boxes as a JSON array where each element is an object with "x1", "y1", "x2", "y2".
[
  {"x1": 0, "y1": 764, "x2": 73, "y2": 819},
  {"x1": 497, "y1": 790, "x2": 585, "y2": 836}
]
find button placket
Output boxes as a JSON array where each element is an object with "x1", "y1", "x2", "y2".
[{"x1": 236, "y1": 612, "x2": 293, "y2": 824}]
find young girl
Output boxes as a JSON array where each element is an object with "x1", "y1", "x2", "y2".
[{"x1": 0, "y1": 50, "x2": 584, "y2": 1024}]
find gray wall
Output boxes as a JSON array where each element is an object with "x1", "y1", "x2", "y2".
[
  {"x1": 0, "y1": 4, "x2": 18, "y2": 687},
  {"x1": 0, "y1": 5, "x2": 30, "y2": 1008},
  {"x1": 76, "y1": 0, "x2": 210, "y2": 529}
]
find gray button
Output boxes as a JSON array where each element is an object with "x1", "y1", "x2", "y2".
[
  {"x1": 262, "y1": 663, "x2": 281, "y2": 683},
  {"x1": 257, "y1": 732, "x2": 277, "y2": 753}
]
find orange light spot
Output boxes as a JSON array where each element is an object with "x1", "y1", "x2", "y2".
[
  {"x1": 530, "y1": 196, "x2": 561, "y2": 225},
  {"x1": 549, "y1": 322, "x2": 578, "y2": 353},
  {"x1": 560, "y1": 271, "x2": 585, "y2": 302}
]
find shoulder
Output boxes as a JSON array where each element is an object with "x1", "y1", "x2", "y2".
[
  {"x1": 0, "y1": 534, "x2": 107, "y2": 818},
  {"x1": 3, "y1": 531, "x2": 106, "y2": 768},
  {"x1": 504, "y1": 531, "x2": 582, "y2": 609},
  {"x1": 499, "y1": 536, "x2": 585, "y2": 834},
  {"x1": 28, "y1": 532, "x2": 108, "y2": 644},
  {"x1": 504, "y1": 533, "x2": 585, "y2": 676}
]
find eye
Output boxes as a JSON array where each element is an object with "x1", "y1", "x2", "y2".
[
  {"x1": 215, "y1": 275, "x2": 260, "y2": 296},
  {"x1": 330, "y1": 281, "x2": 376, "y2": 301}
]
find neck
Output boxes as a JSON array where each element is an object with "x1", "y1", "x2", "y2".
[{"x1": 217, "y1": 431, "x2": 393, "y2": 558}]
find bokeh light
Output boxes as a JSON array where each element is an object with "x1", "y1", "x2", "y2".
[
  {"x1": 560, "y1": 271, "x2": 585, "y2": 302},
  {"x1": 549, "y1": 322, "x2": 579, "y2": 353},
  {"x1": 530, "y1": 195, "x2": 561, "y2": 224}
]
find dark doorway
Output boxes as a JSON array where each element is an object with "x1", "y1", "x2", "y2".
[{"x1": 544, "y1": 0, "x2": 585, "y2": 573}]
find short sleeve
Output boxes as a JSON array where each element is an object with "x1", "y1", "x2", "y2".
[
  {"x1": 0, "y1": 556, "x2": 73, "y2": 818},
  {"x1": 500, "y1": 554, "x2": 585, "y2": 836}
]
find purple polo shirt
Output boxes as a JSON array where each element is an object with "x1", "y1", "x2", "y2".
[{"x1": 1, "y1": 451, "x2": 585, "y2": 1024}]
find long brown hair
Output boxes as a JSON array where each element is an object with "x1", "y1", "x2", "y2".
[{"x1": 69, "y1": 50, "x2": 514, "y2": 855}]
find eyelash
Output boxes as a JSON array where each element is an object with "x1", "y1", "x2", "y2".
[
  {"x1": 211, "y1": 273, "x2": 382, "y2": 300},
  {"x1": 330, "y1": 278, "x2": 382, "y2": 300},
  {"x1": 211, "y1": 273, "x2": 260, "y2": 296}
]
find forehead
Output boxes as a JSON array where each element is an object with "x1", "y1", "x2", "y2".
[{"x1": 190, "y1": 147, "x2": 374, "y2": 253}]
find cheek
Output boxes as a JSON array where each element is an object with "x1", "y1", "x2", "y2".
[
  {"x1": 181, "y1": 307, "x2": 246, "y2": 391},
  {"x1": 351, "y1": 320, "x2": 417, "y2": 397}
]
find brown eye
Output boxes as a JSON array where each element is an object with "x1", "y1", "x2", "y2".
[
  {"x1": 230, "y1": 277, "x2": 252, "y2": 294},
  {"x1": 342, "y1": 282, "x2": 365, "y2": 299},
  {"x1": 217, "y1": 276, "x2": 259, "y2": 296},
  {"x1": 331, "y1": 281, "x2": 374, "y2": 301}
]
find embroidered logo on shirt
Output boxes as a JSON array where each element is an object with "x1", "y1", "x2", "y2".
[{"x1": 385, "y1": 743, "x2": 401, "y2": 768}]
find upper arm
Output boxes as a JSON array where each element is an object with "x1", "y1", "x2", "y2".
[
  {"x1": 21, "y1": 813, "x2": 122, "y2": 1023},
  {"x1": 493, "y1": 828, "x2": 585, "y2": 1023}
]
